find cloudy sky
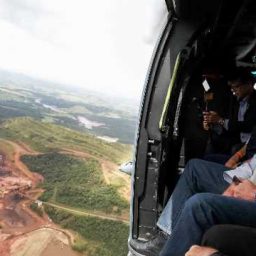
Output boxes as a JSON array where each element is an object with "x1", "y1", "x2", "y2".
[{"x1": 0, "y1": 0, "x2": 167, "y2": 99}]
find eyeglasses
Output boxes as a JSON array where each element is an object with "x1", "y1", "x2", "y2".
[
  {"x1": 228, "y1": 82, "x2": 243, "y2": 91},
  {"x1": 231, "y1": 85, "x2": 242, "y2": 90}
]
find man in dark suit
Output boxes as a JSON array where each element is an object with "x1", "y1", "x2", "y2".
[{"x1": 203, "y1": 67, "x2": 256, "y2": 157}]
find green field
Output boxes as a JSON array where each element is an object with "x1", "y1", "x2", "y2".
[
  {"x1": 0, "y1": 73, "x2": 135, "y2": 256},
  {"x1": 45, "y1": 205, "x2": 129, "y2": 256},
  {"x1": 0, "y1": 117, "x2": 131, "y2": 256},
  {"x1": 22, "y1": 153, "x2": 129, "y2": 213},
  {"x1": 0, "y1": 117, "x2": 131, "y2": 164},
  {"x1": 0, "y1": 75, "x2": 138, "y2": 144}
]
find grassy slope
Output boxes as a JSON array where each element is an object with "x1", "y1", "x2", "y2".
[
  {"x1": 0, "y1": 117, "x2": 132, "y2": 256},
  {"x1": 0, "y1": 85, "x2": 137, "y2": 144},
  {"x1": 22, "y1": 153, "x2": 129, "y2": 213},
  {"x1": 0, "y1": 82, "x2": 134, "y2": 255},
  {"x1": 0, "y1": 117, "x2": 131, "y2": 164},
  {"x1": 45, "y1": 206, "x2": 129, "y2": 256}
]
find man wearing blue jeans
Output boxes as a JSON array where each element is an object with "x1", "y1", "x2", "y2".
[
  {"x1": 157, "y1": 157, "x2": 256, "y2": 256},
  {"x1": 130, "y1": 151, "x2": 256, "y2": 256}
]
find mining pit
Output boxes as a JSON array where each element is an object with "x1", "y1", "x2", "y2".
[{"x1": 0, "y1": 142, "x2": 81, "y2": 256}]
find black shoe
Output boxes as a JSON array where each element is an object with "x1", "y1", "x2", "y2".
[{"x1": 129, "y1": 231, "x2": 169, "y2": 256}]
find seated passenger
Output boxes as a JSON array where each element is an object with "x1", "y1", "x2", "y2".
[
  {"x1": 203, "y1": 67, "x2": 256, "y2": 158},
  {"x1": 210, "y1": 125, "x2": 256, "y2": 168},
  {"x1": 186, "y1": 224, "x2": 256, "y2": 256},
  {"x1": 131, "y1": 153, "x2": 256, "y2": 255},
  {"x1": 183, "y1": 66, "x2": 229, "y2": 161}
]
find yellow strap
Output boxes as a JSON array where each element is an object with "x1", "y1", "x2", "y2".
[{"x1": 159, "y1": 52, "x2": 182, "y2": 130}]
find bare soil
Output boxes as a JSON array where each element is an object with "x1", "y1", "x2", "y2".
[
  {"x1": 41, "y1": 239, "x2": 81, "y2": 256},
  {"x1": 0, "y1": 139, "x2": 130, "y2": 255},
  {"x1": 0, "y1": 140, "x2": 81, "y2": 256},
  {"x1": 10, "y1": 228, "x2": 80, "y2": 256}
]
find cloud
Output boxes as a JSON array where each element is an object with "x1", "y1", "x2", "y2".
[
  {"x1": 0, "y1": 0, "x2": 168, "y2": 99},
  {"x1": 144, "y1": 0, "x2": 167, "y2": 44},
  {"x1": 0, "y1": 0, "x2": 48, "y2": 32}
]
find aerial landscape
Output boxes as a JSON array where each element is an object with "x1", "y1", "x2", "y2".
[{"x1": 0, "y1": 69, "x2": 137, "y2": 256}]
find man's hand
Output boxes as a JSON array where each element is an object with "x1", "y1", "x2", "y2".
[
  {"x1": 225, "y1": 145, "x2": 247, "y2": 169},
  {"x1": 233, "y1": 180, "x2": 256, "y2": 201},
  {"x1": 203, "y1": 111, "x2": 222, "y2": 124},
  {"x1": 223, "y1": 183, "x2": 237, "y2": 197},
  {"x1": 203, "y1": 120, "x2": 210, "y2": 131},
  {"x1": 185, "y1": 245, "x2": 218, "y2": 256},
  {"x1": 223, "y1": 180, "x2": 256, "y2": 201},
  {"x1": 224, "y1": 161, "x2": 238, "y2": 169}
]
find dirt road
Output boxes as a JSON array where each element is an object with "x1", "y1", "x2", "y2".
[
  {"x1": 0, "y1": 139, "x2": 42, "y2": 182},
  {"x1": 44, "y1": 201, "x2": 129, "y2": 224},
  {"x1": 0, "y1": 140, "x2": 81, "y2": 256},
  {"x1": 0, "y1": 139, "x2": 131, "y2": 255}
]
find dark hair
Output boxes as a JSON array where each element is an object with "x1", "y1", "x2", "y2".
[{"x1": 227, "y1": 67, "x2": 255, "y2": 84}]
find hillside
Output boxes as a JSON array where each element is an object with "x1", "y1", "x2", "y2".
[
  {"x1": 22, "y1": 153, "x2": 129, "y2": 213},
  {"x1": 0, "y1": 118, "x2": 131, "y2": 256},
  {"x1": 0, "y1": 117, "x2": 131, "y2": 164},
  {"x1": 0, "y1": 72, "x2": 135, "y2": 256},
  {"x1": 45, "y1": 206, "x2": 129, "y2": 256},
  {"x1": 0, "y1": 71, "x2": 138, "y2": 144}
]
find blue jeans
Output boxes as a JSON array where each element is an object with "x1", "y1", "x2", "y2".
[{"x1": 157, "y1": 159, "x2": 256, "y2": 256}]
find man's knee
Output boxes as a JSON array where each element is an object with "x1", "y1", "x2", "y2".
[
  {"x1": 186, "y1": 158, "x2": 203, "y2": 169},
  {"x1": 184, "y1": 193, "x2": 214, "y2": 211},
  {"x1": 184, "y1": 158, "x2": 205, "y2": 176}
]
